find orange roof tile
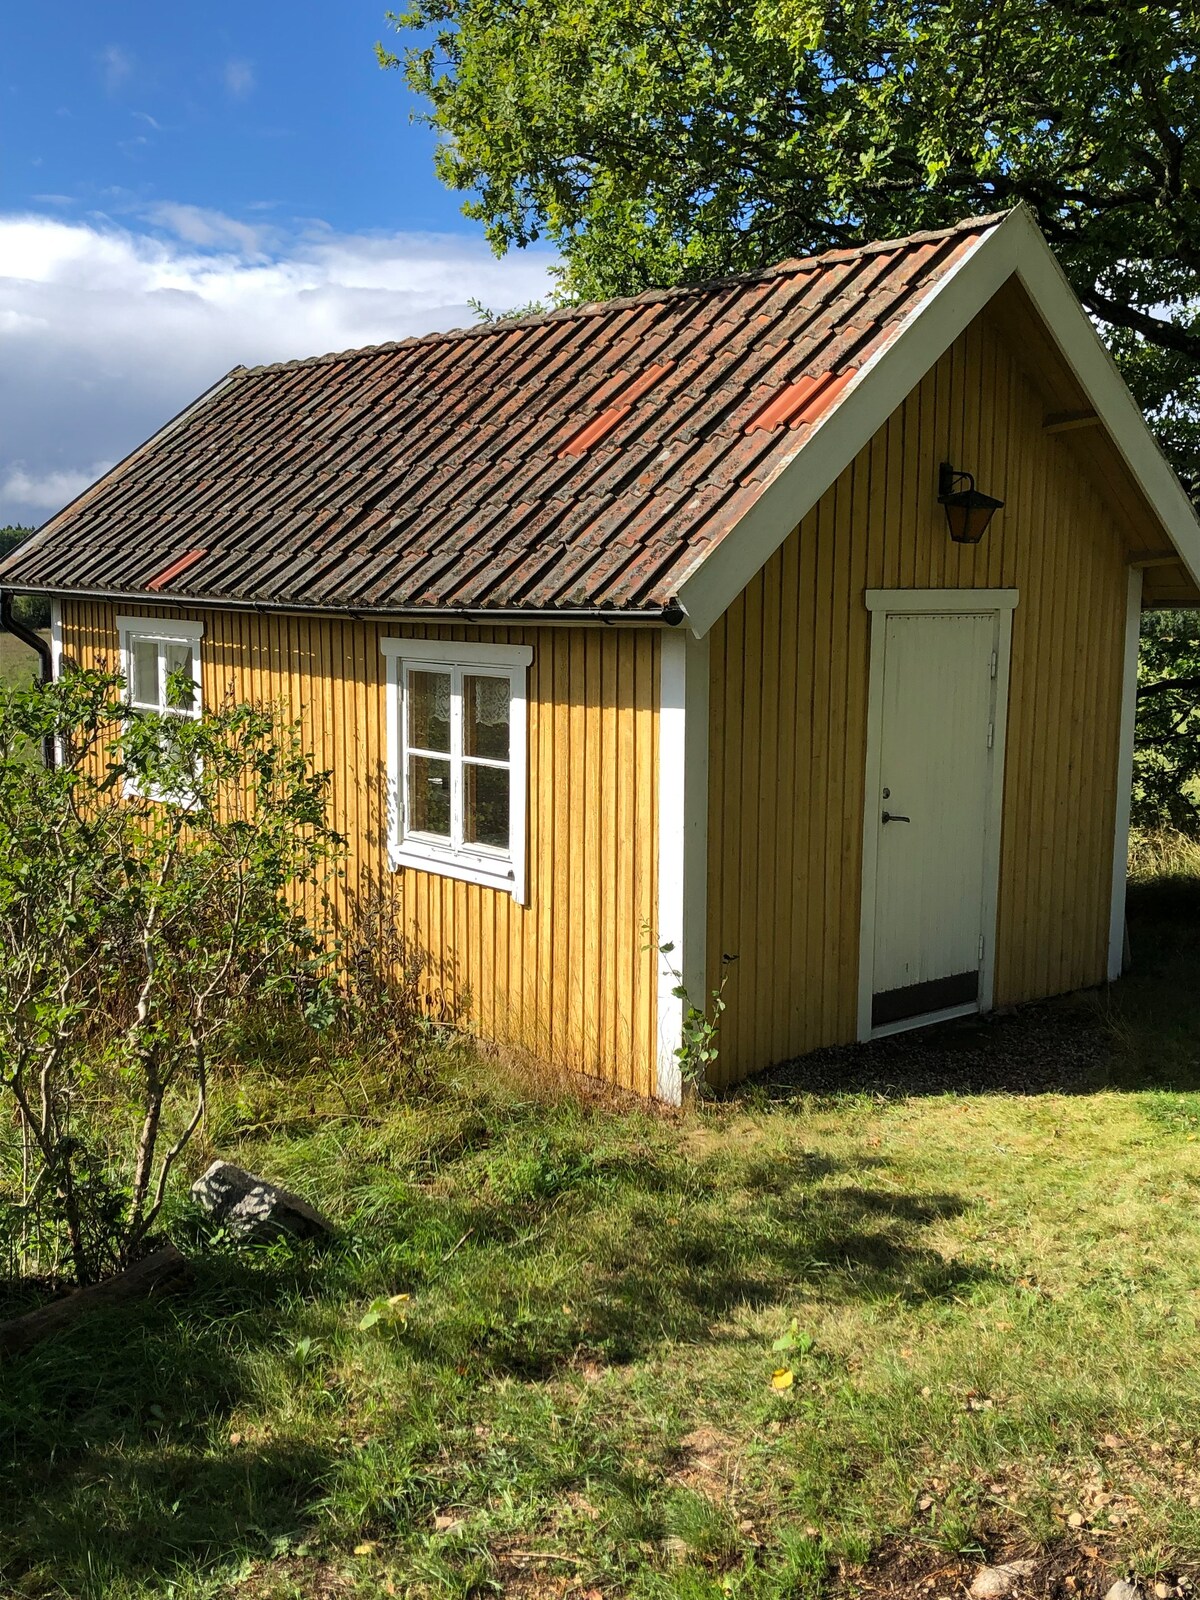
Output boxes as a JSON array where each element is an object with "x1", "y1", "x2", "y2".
[
  {"x1": 0, "y1": 214, "x2": 1005, "y2": 616},
  {"x1": 147, "y1": 547, "x2": 208, "y2": 591}
]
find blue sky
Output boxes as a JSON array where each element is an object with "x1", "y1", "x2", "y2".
[{"x1": 0, "y1": 1, "x2": 554, "y2": 524}]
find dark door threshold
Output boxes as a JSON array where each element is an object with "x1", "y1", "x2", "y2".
[{"x1": 872, "y1": 970, "x2": 979, "y2": 1028}]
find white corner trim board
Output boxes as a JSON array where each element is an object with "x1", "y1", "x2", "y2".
[
  {"x1": 1108, "y1": 567, "x2": 1143, "y2": 982},
  {"x1": 655, "y1": 629, "x2": 709, "y2": 1105},
  {"x1": 49, "y1": 599, "x2": 63, "y2": 765},
  {"x1": 674, "y1": 206, "x2": 1200, "y2": 638},
  {"x1": 49, "y1": 598, "x2": 62, "y2": 680}
]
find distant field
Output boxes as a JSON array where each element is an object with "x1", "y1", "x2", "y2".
[{"x1": 0, "y1": 629, "x2": 45, "y2": 687}]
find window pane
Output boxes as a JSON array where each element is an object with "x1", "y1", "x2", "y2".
[
  {"x1": 464, "y1": 763, "x2": 509, "y2": 850},
  {"x1": 163, "y1": 642, "x2": 196, "y2": 712},
  {"x1": 463, "y1": 675, "x2": 510, "y2": 761},
  {"x1": 407, "y1": 754, "x2": 451, "y2": 838},
  {"x1": 408, "y1": 670, "x2": 451, "y2": 753},
  {"x1": 130, "y1": 638, "x2": 160, "y2": 707}
]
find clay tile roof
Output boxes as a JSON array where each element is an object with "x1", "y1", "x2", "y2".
[{"x1": 0, "y1": 213, "x2": 1007, "y2": 616}]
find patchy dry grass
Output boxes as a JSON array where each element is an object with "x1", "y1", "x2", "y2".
[
  {"x1": 4, "y1": 854, "x2": 1200, "y2": 1599},
  {"x1": 1129, "y1": 828, "x2": 1200, "y2": 888}
]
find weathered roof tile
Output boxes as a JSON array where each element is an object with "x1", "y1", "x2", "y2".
[{"x1": 0, "y1": 214, "x2": 1005, "y2": 614}]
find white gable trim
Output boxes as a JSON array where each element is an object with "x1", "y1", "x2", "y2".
[{"x1": 675, "y1": 206, "x2": 1200, "y2": 637}]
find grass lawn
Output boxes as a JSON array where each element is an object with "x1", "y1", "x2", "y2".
[
  {"x1": 4, "y1": 867, "x2": 1200, "y2": 1599},
  {"x1": 0, "y1": 628, "x2": 44, "y2": 687}
]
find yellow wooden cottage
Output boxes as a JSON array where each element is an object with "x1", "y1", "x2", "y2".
[{"x1": 4, "y1": 206, "x2": 1200, "y2": 1099}]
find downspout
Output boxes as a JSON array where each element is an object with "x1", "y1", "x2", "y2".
[{"x1": 1, "y1": 589, "x2": 55, "y2": 767}]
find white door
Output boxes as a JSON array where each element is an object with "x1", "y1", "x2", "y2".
[{"x1": 867, "y1": 609, "x2": 1002, "y2": 1032}]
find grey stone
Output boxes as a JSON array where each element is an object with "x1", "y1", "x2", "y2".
[
  {"x1": 191, "y1": 1160, "x2": 334, "y2": 1244},
  {"x1": 970, "y1": 1560, "x2": 1038, "y2": 1599},
  {"x1": 1105, "y1": 1585, "x2": 1141, "y2": 1600}
]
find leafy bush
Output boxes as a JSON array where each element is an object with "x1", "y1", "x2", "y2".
[
  {"x1": 336, "y1": 889, "x2": 470, "y2": 1067},
  {"x1": 0, "y1": 667, "x2": 343, "y2": 1284}
]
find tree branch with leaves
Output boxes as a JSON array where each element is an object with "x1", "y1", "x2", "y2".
[
  {"x1": 0, "y1": 668, "x2": 343, "y2": 1284},
  {"x1": 382, "y1": 0, "x2": 1200, "y2": 498}
]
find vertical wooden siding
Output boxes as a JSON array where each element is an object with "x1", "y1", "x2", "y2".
[
  {"x1": 57, "y1": 609, "x2": 661, "y2": 1093},
  {"x1": 707, "y1": 308, "x2": 1130, "y2": 1084}
]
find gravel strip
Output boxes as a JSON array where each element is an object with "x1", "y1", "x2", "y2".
[{"x1": 745, "y1": 995, "x2": 1114, "y2": 1100}]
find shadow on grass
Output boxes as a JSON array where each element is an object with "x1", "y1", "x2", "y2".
[
  {"x1": 0, "y1": 1140, "x2": 987, "y2": 1594},
  {"x1": 0, "y1": 1254, "x2": 339, "y2": 1598},
  {"x1": 391, "y1": 1148, "x2": 991, "y2": 1376}
]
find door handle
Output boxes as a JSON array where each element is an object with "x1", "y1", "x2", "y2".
[{"x1": 881, "y1": 810, "x2": 910, "y2": 824}]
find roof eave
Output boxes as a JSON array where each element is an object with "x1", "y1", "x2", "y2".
[{"x1": 1, "y1": 580, "x2": 685, "y2": 628}]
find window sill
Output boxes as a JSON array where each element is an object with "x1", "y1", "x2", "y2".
[
  {"x1": 388, "y1": 840, "x2": 524, "y2": 901},
  {"x1": 123, "y1": 777, "x2": 201, "y2": 811}
]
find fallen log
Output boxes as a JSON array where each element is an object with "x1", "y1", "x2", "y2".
[{"x1": 0, "y1": 1244, "x2": 190, "y2": 1359}]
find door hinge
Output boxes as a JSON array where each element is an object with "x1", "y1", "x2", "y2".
[
  {"x1": 990, "y1": 649, "x2": 998, "y2": 679},
  {"x1": 978, "y1": 934, "x2": 985, "y2": 963},
  {"x1": 987, "y1": 722, "x2": 994, "y2": 749}
]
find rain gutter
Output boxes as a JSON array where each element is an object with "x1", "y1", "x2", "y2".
[
  {"x1": 0, "y1": 590, "x2": 53, "y2": 683},
  {"x1": 0, "y1": 583, "x2": 687, "y2": 628},
  {"x1": 0, "y1": 589, "x2": 55, "y2": 768}
]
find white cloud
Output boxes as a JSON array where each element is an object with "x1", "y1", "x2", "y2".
[
  {"x1": 223, "y1": 58, "x2": 255, "y2": 99},
  {"x1": 99, "y1": 45, "x2": 134, "y2": 94},
  {"x1": 1, "y1": 464, "x2": 112, "y2": 515},
  {"x1": 0, "y1": 209, "x2": 555, "y2": 526},
  {"x1": 145, "y1": 202, "x2": 271, "y2": 254}
]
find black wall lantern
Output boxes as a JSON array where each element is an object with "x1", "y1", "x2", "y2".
[{"x1": 937, "y1": 462, "x2": 1005, "y2": 544}]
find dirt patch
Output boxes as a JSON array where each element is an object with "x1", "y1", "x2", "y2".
[
  {"x1": 488, "y1": 1539, "x2": 598, "y2": 1600},
  {"x1": 841, "y1": 1539, "x2": 1185, "y2": 1600},
  {"x1": 671, "y1": 1426, "x2": 742, "y2": 1500},
  {"x1": 844, "y1": 1539, "x2": 1078, "y2": 1600},
  {"x1": 221, "y1": 1555, "x2": 358, "y2": 1598},
  {"x1": 750, "y1": 995, "x2": 1113, "y2": 1100}
]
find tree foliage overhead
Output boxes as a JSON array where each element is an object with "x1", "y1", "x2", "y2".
[{"x1": 383, "y1": 0, "x2": 1200, "y2": 493}]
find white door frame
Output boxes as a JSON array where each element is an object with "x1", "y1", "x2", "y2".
[{"x1": 857, "y1": 588, "x2": 1019, "y2": 1041}]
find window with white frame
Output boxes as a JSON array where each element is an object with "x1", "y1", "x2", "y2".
[
  {"x1": 117, "y1": 615, "x2": 204, "y2": 801},
  {"x1": 381, "y1": 638, "x2": 532, "y2": 900}
]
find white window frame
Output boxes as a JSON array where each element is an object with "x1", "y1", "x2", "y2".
[
  {"x1": 117, "y1": 614, "x2": 204, "y2": 804},
  {"x1": 381, "y1": 637, "x2": 533, "y2": 902}
]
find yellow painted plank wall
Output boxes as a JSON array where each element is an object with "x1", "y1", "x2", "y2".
[
  {"x1": 706, "y1": 308, "x2": 1130, "y2": 1084},
  {"x1": 57, "y1": 608, "x2": 661, "y2": 1093}
]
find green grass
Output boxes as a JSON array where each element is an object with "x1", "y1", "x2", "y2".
[
  {"x1": 5, "y1": 862, "x2": 1200, "y2": 1598},
  {"x1": 0, "y1": 628, "x2": 44, "y2": 687}
]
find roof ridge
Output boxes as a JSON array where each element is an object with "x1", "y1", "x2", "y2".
[{"x1": 233, "y1": 211, "x2": 1013, "y2": 380}]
